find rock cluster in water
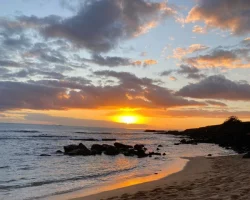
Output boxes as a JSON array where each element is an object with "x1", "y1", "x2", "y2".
[{"x1": 61, "y1": 142, "x2": 165, "y2": 158}]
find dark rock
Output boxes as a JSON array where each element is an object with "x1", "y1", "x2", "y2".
[
  {"x1": 102, "y1": 144, "x2": 114, "y2": 151},
  {"x1": 91, "y1": 144, "x2": 105, "y2": 152},
  {"x1": 163, "y1": 153, "x2": 166, "y2": 156},
  {"x1": 64, "y1": 144, "x2": 79, "y2": 153},
  {"x1": 174, "y1": 143, "x2": 180, "y2": 145},
  {"x1": 104, "y1": 146, "x2": 119, "y2": 156},
  {"x1": 56, "y1": 150, "x2": 63, "y2": 154},
  {"x1": 154, "y1": 173, "x2": 158, "y2": 174},
  {"x1": 207, "y1": 154, "x2": 212, "y2": 157},
  {"x1": 40, "y1": 154, "x2": 51, "y2": 156},
  {"x1": 114, "y1": 142, "x2": 133, "y2": 150},
  {"x1": 123, "y1": 149, "x2": 136, "y2": 157},
  {"x1": 136, "y1": 150, "x2": 148, "y2": 158},
  {"x1": 156, "y1": 148, "x2": 160, "y2": 151},
  {"x1": 158, "y1": 145, "x2": 163, "y2": 147},
  {"x1": 67, "y1": 148, "x2": 91, "y2": 156},
  {"x1": 243, "y1": 152, "x2": 250, "y2": 159},
  {"x1": 134, "y1": 144, "x2": 144, "y2": 151}
]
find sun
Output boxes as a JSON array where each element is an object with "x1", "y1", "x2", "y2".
[{"x1": 119, "y1": 116, "x2": 138, "y2": 124}]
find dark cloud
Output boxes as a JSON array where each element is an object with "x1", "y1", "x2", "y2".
[
  {"x1": 187, "y1": 0, "x2": 250, "y2": 35},
  {"x1": 159, "y1": 70, "x2": 173, "y2": 76},
  {"x1": 0, "y1": 70, "x2": 205, "y2": 111},
  {"x1": 2, "y1": 34, "x2": 31, "y2": 49},
  {"x1": 160, "y1": 65, "x2": 205, "y2": 80},
  {"x1": 41, "y1": 0, "x2": 175, "y2": 52},
  {"x1": 89, "y1": 54, "x2": 131, "y2": 67},
  {"x1": 183, "y1": 48, "x2": 250, "y2": 68},
  {"x1": 177, "y1": 65, "x2": 205, "y2": 80},
  {"x1": 0, "y1": 60, "x2": 21, "y2": 67},
  {"x1": 177, "y1": 75, "x2": 250, "y2": 101}
]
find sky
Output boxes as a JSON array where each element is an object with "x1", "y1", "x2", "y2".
[{"x1": 0, "y1": 0, "x2": 250, "y2": 129}]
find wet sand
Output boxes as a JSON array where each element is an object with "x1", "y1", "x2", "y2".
[{"x1": 71, "y1": 155, "x2": 250, "y2": 200}]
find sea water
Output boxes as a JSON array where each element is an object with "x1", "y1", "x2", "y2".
[{"x1": 0, "y1": 123, "x2": 234, "y2": 200}]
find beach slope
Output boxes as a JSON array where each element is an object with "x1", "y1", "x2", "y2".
[{"x1": 71, "y1": 155, "x2": 250, "y2": 200}]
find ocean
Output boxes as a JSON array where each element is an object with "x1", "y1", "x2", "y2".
[{"x1": 0, "y1": 123, "x2": 234, "y2": 200}]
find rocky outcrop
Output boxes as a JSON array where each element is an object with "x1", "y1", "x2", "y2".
[
  {"x1": 156, "y1": 116, "x2": 250, "y2": 154},
  {"x1": 61, "y1": 142, "x2": 166, "y2": 159}
]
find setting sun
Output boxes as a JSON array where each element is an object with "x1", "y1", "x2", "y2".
[{"x1": 119, "y1": 116, "x2": 138, "y2": 124}]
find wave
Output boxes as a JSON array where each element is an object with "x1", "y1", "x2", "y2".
[
  {"x1": 0, "y1": 166, "x2": 9, "y2": 169},
  {"x1": 0, "y1": 166, "x2": 137, "y2": 191},
  {"x1": 75, "y1": 132, "x2": 111, "y2": 134},
  {"x1": 0, "y1": 130, "x2": 40, "y2": 133}
]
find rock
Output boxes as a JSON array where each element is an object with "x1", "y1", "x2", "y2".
[
  {"x1": 56, "y1": 150, "x2": 63, "y2": 154},
  {"x1": 156, "y1": 148, "x2": 160, "y2": 151},
  {"x1": 243, "y1": 152, "x2": 250, "y2": 159},
  {"x1": 123, "y1": 149, "x2": 136, "y2": 157},
  {"x1": 154, "y1": 173, "x2": 158, "y2": 175},
  {"x1": 136, "y1": 150, "x2": 148, "y2": 158},
  {"x1": 67, "y1": 148, "x2": 91, "y2": 156},
  {"x1": 64, "y1": 144, "x2": 79, "y2": 153},
  {"x1": 163, "y1": 153, "x2": 166, "y2": 156},
  {"x1": 104, "y1": 146, "x2": 119, "y2": 155},
  {"x1": 134, "y1": 144, "x2": 144, "y2": 151},
  {"x1": 78, "y1": 143, "x2": 88, "y2": 150},
  {"x1": 174, "y1": 143, "x2": 180, "y2": 145},
  {"x1": 114, "y1": 142, "x2": 133, "y2": 150},
  {"x1": 180, "y1": 139, "x2": 187, "y2": 143},
  {"x1": 158, "y1": 145, "x2": 163, "y2": 147},
  {"x1": 40, "y1": 154, "x2": 51, "y2": 156},
  {"x1": 102, "y1": 144, "x2": 114, "y2": 151},
  {"x1": 91, "y1": 144, "x2": 105, "y2": 152},
  {"x1": 207, "y1": 154, "x2": 212, "y2": 157}
]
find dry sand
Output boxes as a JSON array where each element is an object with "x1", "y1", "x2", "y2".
[{"x1": 71, "y1": 155, "x2": 250, "y2": 200}]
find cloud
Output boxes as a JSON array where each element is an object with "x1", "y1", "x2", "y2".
[
  {"x1": 184, "y1": 47, "x2": 250, "y2": 68},
  {"x1": 177, "y1": 65, "x2": 205, "y2": 80},
  {"x1": 132, "y1": 59, "x2": 158, "y2": 67},
  {"x1": 192, "y1": 25, "x2": 206, "y2": 34},
  {"x1": 88, "y1": 54, "x2": 132, "y2": 67},
  {"x1": 160, "y1": 65, "x2": 205, "y2": 80},
  {"x1": 0, "y1": 70, "x2": 205, "y2": 111},
  {"x1": 169, "y1": 76, "x2": 177, "y2": 81},
  {"x1": 177, "y1": 75, "x2": 250, "y2": 101},
  {"x1": 171, "y1": 44, "x2": 209, "y2": 59},
  {"x1": 186, "y1": 0, "x2": 250, "y2": 35},
  {"x1": 159, "y1": 70, "x2": 173, "y2": 76},
  {"x1": 138, "y1": 109, "x2": 250, "y2": 119},
  {"x1": 205, "y1": 100, "x2": 227, "y2": 107},
  {"x1": 38, "y1": 0, "x2": 175, "y2": 53}
]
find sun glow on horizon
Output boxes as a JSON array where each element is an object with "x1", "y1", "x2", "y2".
[{"x1": 119, "y1": 116, "x2": 138, "y2": 124}]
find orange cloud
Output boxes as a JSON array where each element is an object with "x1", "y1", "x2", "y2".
[
  {"x1": 186, "y1": 0, "x2": 250, "y2": 35},
  {"x1": 192, "y1": 25, "x2": 206, "y2": 34},
  {"x1": 184, "y1": 50, "x2": 250, "y2": 68},
  {"x1": 132, "y1": 59, "x2": 157, "y2": 67},
  {"x1": 171, "y1": 44, "x2": 209, "y2": 59}
]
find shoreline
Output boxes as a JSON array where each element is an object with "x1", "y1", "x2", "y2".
[
  {"x1": 50, "y1": 157, "x2": 189, "y2": 200},
  {"x1": 69, "y1": 155, "x2": 250, "y2": 200},
  {"x1": 65, "y1": 156, "x2": 210, "y2": 200}
]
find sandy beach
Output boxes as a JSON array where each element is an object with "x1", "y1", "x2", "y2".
[{"x1": 71, "y1": 155, "x2": 250, "y2": 200}]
